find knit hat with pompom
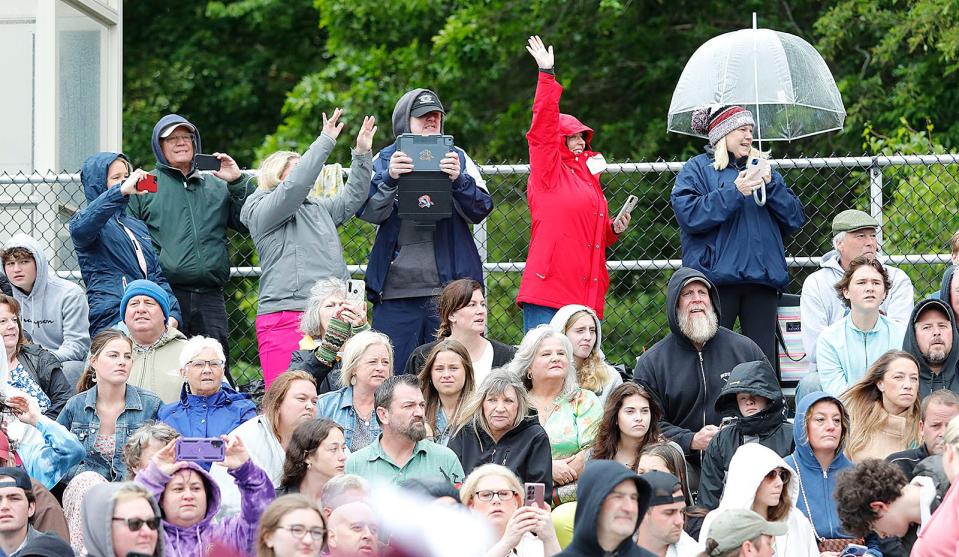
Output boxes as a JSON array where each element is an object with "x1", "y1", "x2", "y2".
[{"x1": 690, "y1": 105, "x2": 755, "y2": 147}]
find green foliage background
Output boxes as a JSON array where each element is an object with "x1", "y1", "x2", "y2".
[{"x1": 122, "y1": 0, "x2": 959, "y2": 383}]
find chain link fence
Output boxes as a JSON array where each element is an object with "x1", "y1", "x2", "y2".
[{"x1": 3, "y1": 154, "x2": 957, "y2": 386}]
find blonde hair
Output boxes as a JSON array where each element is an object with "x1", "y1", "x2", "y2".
[
  {"x1": 257, "y1": 151, "x2": 299, "y2": 191},
  {"x1": 943, "y1": 413, "x2": 959, "y2": 450},
  {"x1": 262, "y1": 371, "x2": 316, "y2": 439},
  {"x1": 459, "y1": 464, "x2": 522, "y2": 507},
  {"x1": 339, "y1": 330, "x2": 393, "y2": 389},
  {"x1": 712, "y1": 143, "x2": 768, "y2": 171},
  {"x1": 842, "y1": 350, "x2": 921, "y2": 458},
  {"x1": 451, "y1": 368, "x2": 531, "y2": 440},
  {"x1": 563, "y1": 309, "x2": 610, "y2": 394}
]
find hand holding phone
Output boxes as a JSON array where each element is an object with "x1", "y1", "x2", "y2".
[
  {"x1": 136, "y1": 174, "x2": 158, "y2": 193},
  {"x1": 524, "y1": 482, "x2": 545, "y2": 508},
  {"x1": 176, "y1": 438, "x2": 226, "y2": 462}
]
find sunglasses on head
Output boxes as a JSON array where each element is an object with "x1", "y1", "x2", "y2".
[{"x1": 113, "y1": 516, "x2": 161, "y2": 531}]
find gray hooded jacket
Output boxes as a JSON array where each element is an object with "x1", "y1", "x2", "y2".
[{"x1": 82, "y1": 481, "x2": 164, "y2": 557}]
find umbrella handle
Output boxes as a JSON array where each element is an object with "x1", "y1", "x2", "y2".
[{"x1": 753, "y1": 182, "x2": 767, "y2": 206}]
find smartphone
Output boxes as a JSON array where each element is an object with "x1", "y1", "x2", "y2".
[
  {"x1": 840, "y1": 544, "x2": 868, "y2": 557},
  {"x1": 194, "y1": 154, "x2": 222, "y2": 172},
  {"x1": 615, "y1": 194, "x2": 639, "y2": 223},
  {"x1": 746, "y1": 157, "x2": 769, "y2": 180},
  {"x1": 524, "y1": 482, "x2": 545, "y2": 507},
  {"x1": 175, "y1": 438, "x2": 226, "y2": 462},
  {"x1": 347, "y1": 279, "x2": 366, "y2": 306},
  {"x1": 136, "y1": 174, "x2": 158, "y2": 193}
]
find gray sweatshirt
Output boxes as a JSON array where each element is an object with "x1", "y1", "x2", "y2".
[{"x1": 241, "y1": 133, "x2": 373, "y2": 315}]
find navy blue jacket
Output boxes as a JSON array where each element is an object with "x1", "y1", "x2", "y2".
[
  {"x1": 671, "y1": 152, "x2": 806, "y2": 289},
  {"x1": 70, "y1": 152, "x2": 182, "y2": 336},
  {"x1": 357, "y1": 142, "x2": 492, "y2": 302}
]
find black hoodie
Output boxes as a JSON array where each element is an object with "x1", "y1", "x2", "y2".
[
  {"x1": 697, "y1": 360, "x2": 794, "y2": 509},
  {"x1": 902, "y1": 297, "x2": 959, "y2": 397},
  {"x1": 447, "y1": 415, "x2": 553, "y2": 495},
  {"x1": 633, "y1": 268, "x2": 768, "y2": 460},
  {"x1": 556, "y1": 460, "x2": 655, "y2": 557}
]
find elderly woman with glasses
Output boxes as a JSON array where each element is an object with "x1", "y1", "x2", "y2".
[{"x1": 158, "y1": 335, "x2": 256, "y2": 445}]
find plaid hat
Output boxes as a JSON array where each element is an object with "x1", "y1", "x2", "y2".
[
  {"x1": 831, "y1": 209, "x2": 879, "y2": 234},
  {"x1": 410, "y1": 91, "x2": 445, "y2": 118},
  {"x1": 691, "y1": 105, "x2": 755, "y2": 147},
  {"x1": 0, "y1": 467, "x2": 32, "y2": 490},
  {"x1": 640, "y1": 470, "x2": 684, "y2": 507},
  {"x1": 121, "y1": 279, "x2": 171, "y2": 322},
  {"x1": 706, "y1": 509, "x2": 788, "y2": 555}
]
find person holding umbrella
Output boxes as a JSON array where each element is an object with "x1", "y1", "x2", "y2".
[{"x1": 670, "y1": 105, "x2": 805, "y2": 364}]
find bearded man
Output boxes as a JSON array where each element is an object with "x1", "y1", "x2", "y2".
[{"x1": 903, "y1": 298, "x2": 959, "y2": 397}]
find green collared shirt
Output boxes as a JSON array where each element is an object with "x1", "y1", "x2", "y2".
[{"x1": 345, "y1": 435, "x2": 465, "y2": 485}]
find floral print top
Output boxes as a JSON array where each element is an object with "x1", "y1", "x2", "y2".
[{"x1": 541, "y1": 388, "x2": 602, "y2": 458}]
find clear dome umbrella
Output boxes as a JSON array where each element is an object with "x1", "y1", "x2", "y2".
[{"x1": 667, "y1": 14, "x2": 846, "y2": 204}]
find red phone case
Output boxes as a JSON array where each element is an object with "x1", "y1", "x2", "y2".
[{"x1": 136, "y1": 174, "x2": 158, "y2": 193}]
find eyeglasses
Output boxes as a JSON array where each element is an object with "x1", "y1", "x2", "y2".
[
  {"x1": 765, "y1": 468, "x2": 789, "y2": 481},
  {"x1": 186, "y1": 359, "x2": 225, "y2": 372},
  {"x1": 475, "y1": 489, "x2": 517, "y2": 502},
  {"x1": 113, "y1": 516, "x2": 161, "y2": 531},
  {"x1": 163, "y1": 134, "x2": 194, "y2": 144},
  {"x1": 277, "y1": 524, "x2": 326, "y2": 541}
]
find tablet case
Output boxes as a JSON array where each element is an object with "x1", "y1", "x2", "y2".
[{"x1": 396, "y1": 134, "x2": 455, "y2": 227}]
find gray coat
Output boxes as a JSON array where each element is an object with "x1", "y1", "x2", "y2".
[{"x1": 241, "y1": 133, "x2": 373, "y2": 315}]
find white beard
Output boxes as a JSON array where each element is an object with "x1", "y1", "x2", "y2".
[{"x1": 678, "y1": 309, "x2": 718, "y2": 346}]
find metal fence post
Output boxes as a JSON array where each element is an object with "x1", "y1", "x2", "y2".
[{"x1": 870, "y1": 160, "x2": 884, "y2": 249}]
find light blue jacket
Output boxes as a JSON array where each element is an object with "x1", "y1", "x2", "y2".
[
  {"x1": 816, "y1": 314, "x2": 905, "y2": 396},
  {"x1": 315, "y1": 386, "x2": 381, "y2": 451},
  {"x1": 17, "y1": 416, "x2": 85, "y2": 489}
]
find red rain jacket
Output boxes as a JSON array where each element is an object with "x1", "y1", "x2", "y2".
[{"x1": 517, "y1": 71, "x2": 619, "y2": 318}]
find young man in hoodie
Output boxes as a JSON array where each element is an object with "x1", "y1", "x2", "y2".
[
  {"x1": 902, "y1": 299, "x2": 959, "y2": 397},
  {"x1": 555, "y1": 460, "x2": 655, "y2": 557},
  {"x1": 1, "y1": 234, "x2": 90, "y2": 384},
  {"x1": 698, "y1": 360, "x2": 793, "y2": 509},
  {"x1": 357, "y1": 89, "x2": 492, "y2": 374},
  {"x1": 633, "y1": 268, "x2": 768, "y2": 468},
  {"x1": 128, "y1": 115, "x2": 252, "y2": 378}
]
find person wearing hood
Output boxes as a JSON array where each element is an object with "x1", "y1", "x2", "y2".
[
  {"x1": 783, "y1": 392, "x2": 857, "y2": 543},
  {"x1": 698, "y1": 444, "x2": 818, "y2": 557},
  {"x1": 121, "y1": 280, "x2": 188, "y2": 403},
  {"x1": 1, "y1": 233, "x2": 90, "y2": 384},
  {"x1": 887, "y1": 389, "x2": 959, "y2": 478},
  {"x1": 939, "y1": 265, "x2": 959, "y2": 321},
  {"x1": 136, "y1": 435, "x2": 275, "y2": 557},
  {"x1": 633, "y1": 267, "x2": 768, "y2": 466},
  {"x1": 799, "y1": 210, "x2": 914, "y2": 392},
  {"x1": 241, "y1": 110, "x2": 376, "y2": 385},
  {"x1": 549, "y1": 305, "x2": 623, "y2": 406},
  {"x1": 671, "y1": 106, "x2": 805, "y2": 366},
  {"x1": 902, "y1": 298, "x2": 959, "y2": 397},
  {"x1": 517, "y1": 37, "x2": 629, "y2": 332},
  {"x1": 448, "y1": 369, "x2": 553, "y2": 496},
  {"x1": 698, "y1": 361, "x2": 794, "y2": 510},
  {"x1": 81, "y1": 481, "x2": 163, "y2": 557},
  {"x1": 357, "y1": 85, "x2": 492, "y2": 375},
  {"x1": 555, "y1": 460, "x2": 654, "y2": 557},
  {"x1": 127, "y1": 114, "x2": 253, "y2": 380},
  {"x1": 157, "y1": 336, "x2": 256, "y2": 460},
  {"x1": 71, "y1": 151, "x2": 183, "y2": 340}
]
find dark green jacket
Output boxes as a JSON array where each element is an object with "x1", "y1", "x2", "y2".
[{"x1": 128, "y1": 114, "x2": 253, "y2": 289}]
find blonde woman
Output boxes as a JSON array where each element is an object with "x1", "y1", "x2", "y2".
[
  {"x1": 240, "y1": 110, "x2": 376, "y2": 385},
  {"x1": 672, "y1": 104, "x2": 805, "y2": 364},
  {"x1": 842, "y1": 350, "x2": 921, "y2": 462},
  {"x1": 548, "y1": 304, "x2": 622, "y2": 405},
  {"x1": 315, "y1": 330, "x2": 394, "y2": 451}
]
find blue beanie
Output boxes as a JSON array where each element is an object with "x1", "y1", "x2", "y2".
[{"x1": 120, "y1": 279, "x2": 171, "y2": 321}]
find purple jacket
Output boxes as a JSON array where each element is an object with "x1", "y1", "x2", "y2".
[{"x1": 136, "y1": 459, "x2": 275, "y2": 557}]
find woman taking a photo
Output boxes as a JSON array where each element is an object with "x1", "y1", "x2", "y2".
[
  {"x1": 315, "y1": 330, "x2": 393, "y2": 451},
  {"x1": 842, "y1": 350, "x2": 921, "y2": 462},
  {"x1": 517, "y1": 36, "x2": 629, "y2": 331},
  {"x1": 548, "y1": 305, "x2": 622, "y2": 405},
  {"x1": 277, "y1": 418, "x2": 347, "y2": 500},
  {"x1": 405, "y1": 279, "x2": 515, "y2": 384},
  {"x1": 448, "y1": 369, "x2": 552, "y2": 493},
  {"x1": 241, "y1": 110, "x2": 376, "y2": 385},
  {"x1": 418, "y1": 339, "x2": 476, "y2": 444}
]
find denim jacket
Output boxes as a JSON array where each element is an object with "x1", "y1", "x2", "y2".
[
  {"x1": 57, "y1": 384, "x2": 162, "y2": 482},
  {"x1": 315, "y1": 386, "x2": 381, "y2": 451}
]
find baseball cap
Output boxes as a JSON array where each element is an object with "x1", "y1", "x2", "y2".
[
  {"x1": 410, "y1": 91, "x2": 445, "y2": 118},
  {"x1": 0, "y1": 467, "x2": 32, "y2": 490},
  {"x1": 914, "y1": 299, "x2": 952, "y2": 324},
  {"x1": 831, "y1": 209, "x2": 879, "y2": 234},
  {"x1": 159, "y1": 122, "x2": 196, "y2": 139},
  {"x1": 706, "y1": 509, "x2": 787, "y2": 555},
  {"x1": 640, "y1": 470, "x2": 684, "y2": 507},
  {"x1": 681, "y1": 276, "x2": 711, "y2": 291}
]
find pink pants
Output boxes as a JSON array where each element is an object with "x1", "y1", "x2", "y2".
[{"x1": 256, "y1": 311, "x2": 304, "y2": 387}]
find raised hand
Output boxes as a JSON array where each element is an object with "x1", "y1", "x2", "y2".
[
  {"x1": 119, "y1": 169, "x2": 151, "y2": 197},
  {"x1": 526, "y1": 35, "x2": 554, "y2": 70},
  {"x1": 212, "y1": 152, "x2": 242, "y2": 183},
  {"x1": 221, "y1": 434, "x2": 250, "y2": 470},
  {"x1": 323, "y1": 108, "x2": 345, "y2": 141},
  {"x1": 152, "y1": 439, "x2": 189, "y2": 476},
  {"x1": 355, "y1": 115, "x2": 377, "y2": 154},
  {"x1": 5, "y1": 394, "x2": 40, "y2": 426}
]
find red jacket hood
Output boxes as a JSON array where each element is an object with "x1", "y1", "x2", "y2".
[{"x1": 558, "y1": 113, "x2": 594, "y2": 150}]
